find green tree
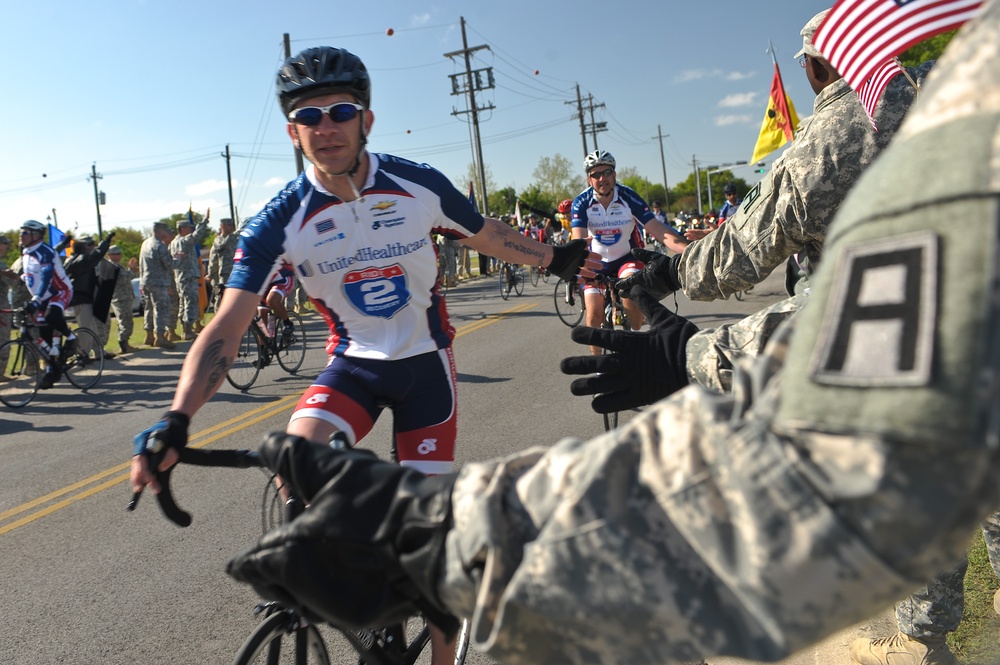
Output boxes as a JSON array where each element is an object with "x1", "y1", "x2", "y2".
[
  {"x1": 489, "y1": 186, "x2": 518, "y2": 218},
  {"x1": 531, "y1": 154, "x2": 582, "y2": 202},
  {"x1": 899, "y1": 30, "x2": 956, "y2": 66},
  {"x1": 517, "y1": 184, "x2": 552, "y2": 216}
]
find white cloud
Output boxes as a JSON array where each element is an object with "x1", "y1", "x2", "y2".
[
  {"x1": 718, "y1": 92, "x2": 758, "y2": 108},
  {"x1": 674, "y1": 69, "x2": 711, "y2": 83},
  {"x1": 715, "y1": 114, "x2": 754, "y2": 127},
  {"x1": 185, "y1": 179, "x2": 229, "y2": 197},
  {"x1": 410, "y1": 13, "x2": 431, "y2": 26},
  {"x1": 726, "y1": 71, "x2": 756, "y2": 81},
  {"x1": 264, "y1": 177, "x2": 286, "y2": 188}
]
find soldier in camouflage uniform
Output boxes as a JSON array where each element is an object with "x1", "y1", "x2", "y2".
[
  {"x1": 139, "y1": 222, "x2": 176, "y2": 349},
  {"x1": 207, "y1": 217, "x2": 237, "y2": 313},
  {"x1": 221, "y1": 6, "x2": 1000, "y2": 665},
  {"x1": 97, "y1": 246, "x2": 136, "y2": 354},
  {"x1": 170, "y1": 216, "x2": 209, "y2": 340},
  {"x1": 618, "y1": 10, "x2": 934, "y2": 305}
]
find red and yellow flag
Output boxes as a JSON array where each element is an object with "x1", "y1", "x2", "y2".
[{"x1": 751, "y1": 63, "x2": 799, "y2": 164}]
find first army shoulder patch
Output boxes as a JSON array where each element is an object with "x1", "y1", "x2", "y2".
[{"x1": 810, "y1": 231, "x2": 938, "y2": 387}]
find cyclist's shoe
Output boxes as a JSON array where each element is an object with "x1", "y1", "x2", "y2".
[
  {"x1": 62, "y1": 337, "x2": 78, "y2": 358},
  {"x1": 282, "y1": 320, "x2": 295, "y2": 344},
  {"x1": 40, "y1": 367, "x2": 60, "y2": 390},
  {"x1": 849, "y1": 633, "x2": 957, "y2": 665}
]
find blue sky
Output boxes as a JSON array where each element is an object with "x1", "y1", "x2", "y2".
[{"x1": 0, "y1": 1, "x2": 832, "y2": 236}]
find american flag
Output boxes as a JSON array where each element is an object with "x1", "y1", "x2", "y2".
[
  {"x1": 857, "y1": 57, "x2": 904, "y2": 129},
  {"x1": 813, "y1": 0, "x2": 983, "y2": 92}
]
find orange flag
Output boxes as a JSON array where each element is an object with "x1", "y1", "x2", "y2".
[{"x1": 751, "y1": 63, "x2": 799, "y2": 164}]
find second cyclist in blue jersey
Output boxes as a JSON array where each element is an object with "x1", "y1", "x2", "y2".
[{"x1": 571, "y1": 150, "x2": 688, "y2": 345}]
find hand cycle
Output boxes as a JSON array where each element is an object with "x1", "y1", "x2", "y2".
[
  {"x1": 127, "y1": 435, "x2": 471, "y2": 665},
  {"x1": 0, "y1": 306, "x2": 105, "y2": 408},
  {"x1": 497, "y1": 260, "x2": 524, "y2": 301},
  {"x1": 226, "y1": 308, "x2": 308, "y2": 391},
  {"x1": 591, "y1": 273, "x2": 631, "y2": 432}
]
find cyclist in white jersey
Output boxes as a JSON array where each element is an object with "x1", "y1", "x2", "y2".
[
  {"x1": 131, "y1": 45, "x2": 598, "y2": 665},
  {"x1": 571, "y1": 150, "x2": 688, "y2": 348}
]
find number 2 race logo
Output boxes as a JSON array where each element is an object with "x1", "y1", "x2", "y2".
[{"x1": 343, "y1": 264, "x2": 411, "y2": 319}]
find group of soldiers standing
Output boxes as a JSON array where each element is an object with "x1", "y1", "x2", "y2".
[{"x1": 138, "y1": 215, "x2": 238, "y2": 349}]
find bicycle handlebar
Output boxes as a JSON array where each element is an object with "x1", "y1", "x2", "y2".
[{"x1": 126, "y1": 447, "x2": 262, "y2": 527}]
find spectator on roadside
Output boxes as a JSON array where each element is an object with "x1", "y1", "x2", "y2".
[
  {"x1": 97, "y1": 245, "x2": 137, "y2": 354},
  {"x1": 170, "y1": 216, "x2": 210, "y2": 340},
  {"x1": 207, "y1": 217, "x2": 238, "y2": 314},
  {"x1": 139, "y1": 222, "x2": 176, "y2": 349},
  {"x1": 63, "y1": 233, "x2": 116, "y2": 360}
]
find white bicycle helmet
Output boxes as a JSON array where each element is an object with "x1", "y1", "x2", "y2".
[{"x1": 584, "y1": 150, "x2": 616, "y2": 174}]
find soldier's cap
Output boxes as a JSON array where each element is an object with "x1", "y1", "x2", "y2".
[
  {"x1": 177, "y1": 219, "x2": 193, "y2": 228},
  {"x1": 220, "y1": 217, "x2": 235, "y2": 225},
  {"x1": 795, "y1": 9, "x2": 831, "y2": 60},
  {"x1": 108, "y1": 245, "x2": 122, "y2": 254},
  {"x1": 77, "y1": 235, "x2": 95, "y2": 245}
]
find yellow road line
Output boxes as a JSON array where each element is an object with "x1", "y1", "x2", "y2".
[{"x1": 1, "y1": 302, "x2": 537, "y2": 537}]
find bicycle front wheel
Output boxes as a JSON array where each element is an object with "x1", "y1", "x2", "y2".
[
  {"x1": 275, "y1": 311, "x2": 306, "y2": 374},
  {"x1": 499, "y1": 264, "x2": 512, "y2": 300},
  {"x1": 513, "y1": 267, "x2": 525, "y2": 296},
  {"x1": 528, "y1": 265, "x2": 540, "y2": 287},
  {"x1": 0, "y1": 340, "x2": 41, "y2": 408},
  {"x1": 232, "y1": 610, "x2": 330, "y2": 665},
  {"x1": 553, "y1": 279, "x2": 585, "y2": 327},
  {"x1": 64, "y1": 327, "x2": 104, "y2": 390},
  {"x1": 227, "y1": 326, "x2": 263, "y2": 391}
]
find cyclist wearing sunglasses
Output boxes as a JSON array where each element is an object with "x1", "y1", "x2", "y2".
[
  {"x1": 131, "y1": 45, "x2": 598, "y2": 665},
  {"x1": 571, "y1": 150, "x2": 688, "y2": 348}
]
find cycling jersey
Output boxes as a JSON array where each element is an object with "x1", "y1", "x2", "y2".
[
  {"x1": 261, "y1": 264, "x2": 296, "y2": 305},
  {"x1": 20, "y1": 241, "x2": 72, "y2": 310},
  {"x1": 570, "y1": 184, "x2": 658, "y2": 263},
  {"x1": 228, "y1": 152, "x2": 485, "y2": 360}
]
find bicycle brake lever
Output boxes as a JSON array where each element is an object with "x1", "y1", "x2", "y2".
[{"x1": 126, "y1": 436, "x2": 193, "y2": 527}]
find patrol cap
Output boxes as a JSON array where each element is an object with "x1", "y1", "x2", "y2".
[
  {"x1": 177, "y1": 219, "x2": 193, "y2": 228},
  {"x1": 78, "y1": 235, "x2": 95, "y2": 245},
  {"x1": 108, "y1": 245, "x2": 122, "y2": 254},
  {"x1": 795, "y1": 9, "x2": 830, "y2": 60}
]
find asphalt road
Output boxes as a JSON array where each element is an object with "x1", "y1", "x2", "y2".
[{"x1": 0, "y1": 268, "x2": 838, "y2": 665}]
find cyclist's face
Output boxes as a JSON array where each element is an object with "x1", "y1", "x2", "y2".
[
  {"x1": 287, "y1": 92, "x2": 373, "y2": 181},
  {"x1": 588, "y1": 167, "x2": 616, "y2": 196}
]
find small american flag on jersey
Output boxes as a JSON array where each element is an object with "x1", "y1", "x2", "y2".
[
  {"x1": 315, "y1": 218, "x2": 336, "y2": 234},
  {"x1": 813, "y1": 0, "x2": 982, "y2": 92}
]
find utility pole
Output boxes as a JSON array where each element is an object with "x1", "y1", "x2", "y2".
[
  {"x1": 283, "y1": 33, "x2": 305, "y2": 175},
  {"x1": 222, "y1": 144, "x2": 237, "y2": 223},
  {"x1": 445, "y1": 17, "x2": 494, "y2": 215},
  {"x1": 583, "y1": 94, "x2": 607, "y2": 151},
  {"x1": 653, "y1": 125, "x2": 670, "y2": 211},
  {"x1": 692, "y1": 155, "x2": 702, "y2": 216},
  {"x1": 89, "y1": 163, "x2": 104, "y2": 239},
  {"x1": 565, "y1": 84, "x2": 589, "y2": 158},
  {"x1": 50, "y1": 208, "x2": 59, "y2": 230}
]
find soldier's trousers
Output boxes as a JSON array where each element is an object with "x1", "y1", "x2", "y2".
[
  {"x1": 142, "y1": 285, "x2": 171, "y2": 334},
  {"x1": 176, "y1": 277, "x2": 199, "y2": 325},
  {"x1": 896, "y1": 510, "x2": 1000, "y2": 638},
  {"x1": 110, "y1": 298, "x2": 133, "y2": 344}
]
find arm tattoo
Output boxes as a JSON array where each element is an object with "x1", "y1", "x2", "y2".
[
  {"x1": 200, "y1": 338, "x2": 234, "y2": 399},
  {"x1": 501, "y1": 237, "x2": 546, "y2": 263}
]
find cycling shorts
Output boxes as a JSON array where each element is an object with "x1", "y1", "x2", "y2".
[
  {"x1": 583, "y1": 256, "x2": 644, "y2": 297},
  {"x1": 261, "y1": 272, "x2": 295, "y2": 306},
  {"x1": 289, "y1": 348, "x2": 458, "y2": 475}
]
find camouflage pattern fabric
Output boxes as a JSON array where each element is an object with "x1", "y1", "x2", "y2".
[
  {"x1": 208, "y1": 231, "x2": 238, "y2": 311},
  {"x1": 109, "y1": 261, "x2": 134, "y2": 344},
  {"x1": 678, "y1": 62, "x2": 933, "y2": 302},
  {"x1": 170, "y1": 221, "x2": 209, "y2": 325},
  {"x1": 139, "y1": 236, "x2": 173, "y2": 333},
  {"x1": 436, "y1": 6, "x2": 1000, "y2": 663}
]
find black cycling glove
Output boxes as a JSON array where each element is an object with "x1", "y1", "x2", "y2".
[
  {"x1": 132, "y1": 411, "x2": 190, "y2": 457},
  {"x1": 614, "y1": 248, "x2": 682, "y2": 301},
  {"x1": 226, "y1": 433, "x2": 459, "y2": 636},
  {"x1": 547, "y1": 239, "x2": 590, "y2": 282},
  {"x1": 560, "y1": 287, "x2": 699, "y2": 413}
]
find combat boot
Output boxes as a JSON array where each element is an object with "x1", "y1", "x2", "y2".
[
  {"x1": 120, "y1": 341, "x2": 132, "y2": 354},
  {"x1": 182, "y1": 323, "x2": 196, "y2": 341},
  {"x1": 192, "y1": 319, "x2": 204, "y2": 333},
  {"x1": 143, "y1": 330, "x2": 154, "y2": 346},
  {"x1": 849, "y1": 632, "x2": 957, "y2": 665},
  {"x1": 166, "y1": 328, "x2": 180, "y2": 342},
  {"x1": 154, "y1": 334, "x2": 176, "y2": 350}
]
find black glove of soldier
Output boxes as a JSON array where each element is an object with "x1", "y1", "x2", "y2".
[
  {"x1": 226, "y1": 433, "x2": 459, "y2": 636},
  {"x1": 614, "y1": 248, "x2": 682, "y2": 301},
  {"x1": 547, "y1": 238, "x2": 591, "y2": 282},
  {"x1": 560, "y1": 287, "x2": 699, "y2": 413}
]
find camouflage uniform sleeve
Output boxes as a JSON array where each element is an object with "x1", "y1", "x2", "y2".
[
  {"x1": 437, "y1": 10, "x2": 1000, "y2": 662},
  {"x1": 685, "y1": 294, "x2": 808, "y2": 393},
  {"x1": 208, "y1": 240, "x2": 221, "y2": 283}
]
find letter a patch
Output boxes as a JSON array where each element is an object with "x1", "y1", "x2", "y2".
[{"x1": 810, "y1": 232, "x2": 938, "y2": 387}]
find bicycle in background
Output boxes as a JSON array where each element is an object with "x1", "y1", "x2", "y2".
[
  {"x1": 498, "y1": 260, "x2": 524, "y2": 300},
  {"x1": 0, "y1": 307, "x2": 104, "y2": 408},
  {"x1": 553, "y1": 278, "x2": 585, "y2": 327},
  {"x1": 226, "y1": 309, "x2": 307, "y2": 391}
]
